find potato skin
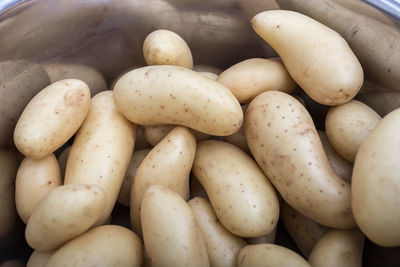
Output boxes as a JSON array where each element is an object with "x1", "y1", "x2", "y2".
[
  {"x1": 45, "y1": 225, "x2": 143, "y2": 267},
  {"x1": 14, "y1": 79, "x2": 90, "y2": 159},
  {"x1": 27, "y1": 250, "x2": 54, "y2": 267},
  {"x1": 113, "y1": 65, "x2": 243, "y2": 136},
  {"x1": 244, "y1": 91, "x2": 355, "y2": 229},
  {"x1": 141, "y1": 185, "x2": 209, "y2": 267},
  {"x1": 251, "y1": 10, "x2": 363, "y2": 105},
  {"x1": 352, "y1": 108, "x2": 400, "y2": 246},
  {"x1": 192, "y1": 140, "x2": 279, "y2": 238},
  {"x1": 142, "y1": 124, "x2": 209, "y2": 146}
]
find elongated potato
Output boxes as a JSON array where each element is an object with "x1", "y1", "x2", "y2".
[
  {"x1": 45, "y1": 225, "x2": 143, "y2": 267},
  {"x1": 217, "y1": 58, "x2": 296, "y2": 103},
  {"x1": 143, "y1": 29, "x2": 193, "y2": 69},
  {"x1": 189, "y1": 197, "x2": 247, "y2": 267},
  {"x1": 131, "y1": 126, "x2": 195, "y2": 236},
  {"x1": 65, "y1": 91, "x2": 136, "y2": 225},
  {"x1": 326, "y1": 100, "x2": 381, "y2": 162},
  {"x1": 142, "y1": 125, "x2": 209, "y2": 146},
  {"x1": 141, "y1": 185, "x2": 209, "y2": 267},
  {"x1": 113, "y1": 65, "x2": 243, "y2": 136},
  {"x1": 352, "y1": 108, "x2": 400, "y2": 246},
  {"x1": 252, "y1": 10, "x2": 363, "y2": 105},
  {"x1": 26, "y1": 184, "x2": 106, "y2": 251},
  {"x1": 27, "y1": 250, "x2": 54, "y2": 267},
  {"x1": 14, "y1": 79, "x2": 90, "y2": 159},
  {"x1": 281, "y1": 202, "x2": 328, "y2": 257},
  {"x1": 244, "y1": 91, "x2": 355, "y2": 228},
  {"x1": 0, "y1": 150, "x2": 19, "y2": 238},
  {"x1": 238, "y1": 244, "x2": 311, "y2": 267},
  {"x1": 15, "y1": 154, "x2": 62, "y2": 223},
  {"x1": 193, "y1": 140, "x2": 279, "y2": 237},
  {"x1": 308, "y1": 229, "x2": 364, "y2": 267}
]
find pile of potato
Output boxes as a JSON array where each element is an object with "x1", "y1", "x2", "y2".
[{"x1": 1, "y1": 1, "x2": 400, "y2": 266}]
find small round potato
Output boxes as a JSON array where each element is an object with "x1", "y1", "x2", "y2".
[{"x1": 143, "y1": 29, "x2": 193, "y2": 69}]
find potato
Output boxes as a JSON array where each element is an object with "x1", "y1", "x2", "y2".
[
  {"x1": 193, "y1": 140, "x2": 279, "y2": 237},
  {"x1": 276, "y1": 0, "x2": 400, "y2": 91},
  {"x1": 217, "y1": 58, "x2": 296, "y2": 103},
  {"x1": 143, "y1": 29, "x2": 193, "y2": 69},
  {"x1": 42, "y1": 62, "x2": 108, "y2": 95},
  {"x1": 27, "y1": 250, "x2": 54, "y2": 267},
  {"x1": 238, "y1": 244, "x2": 311, "y2": 267},
  {"x1": 188, "y1": 197, "x2": 247, "y2": 267},
  {"x1": 352, "y1": 108, "x2": 400, "y2": 246},
  {"x1": 356, "y1": 91, "x2": 400, "y2": 117},
  {"x1": 246, "y1": 227, "x2": 277, "y2": 244},
  {"x1": 45, "y1": 225, "x2": 143, "y2": 267},
  {"x1": 224, "y1": 105, "x2": 250, "y2": 154},
  {"x1": 0, "y1": 150, "x2": 19, "y2": 238},
  {"x1": 15, "y1": 154, "x2": 62, "y2": 223},
  {"x1": 131, "y1": 126, "x2": 195, "y2": 236},
  {"x1": 0, "y1": 61, "x2": 50, "y2": 148},
  {"x1": 244, "y1": 91, "x2": 355, "y2": 228},
  {"x1": 113, "y1": 65, "x2": 243, "y2": 136},
  {"x1": 325, "y1": 100, "x2": 381, "y2": 162},
  {"x1": 25, "y1": 184, "x2": 106, "y2": 251},
  {"x1": 141, "y1": 185, "x2": 209, "y2": 267},
  {"x1": 14, "y1": 79, "x2": 90, "y2": 159},
  {"x1": 65, "y1": 91, "x2": 136, "y2": 225},
  {"x1": 308, "y1": 229, "x2": 365, "y2": 267},
  {"x1": 281, "y1": 202, "x2": 328, "y2": 257},
  {"x1": 251, "y1": 10, "x2": 363, "y2": 105},
  {"x1": 142, "y1": 124, "x2": 209, "y2": 146},
  {"x1": 117, "y1": 148, "x2": 151, "y2": 206},
  {"x1": 318, "y1": 131, "x2": 352, "y2": 182}
]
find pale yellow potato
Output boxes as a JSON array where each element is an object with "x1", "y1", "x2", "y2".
[
  {"x1": 42, "y1": 62, "x2": 108, "y2": 95},
  {"x1": 246, "y1": 227, "x2": 277, "y2": 244},
  {"x1": 188, "y1": 197, "x2": 247, "y2": 267},
  {"x1": 217, "y1": 58, "x2": 296, "y2": 103},
  {"x1": 308, "y1": 229, "x2": 365, "y2": 267},
  {"x1": 26, "y1": 184, "x2": 106, "y2": 251},
  {"x1": 244, "y1": 91, "x2": 355, "y2": 228},
  {"x1": 224, "y1": 105, "x2": 250, "y2": 154},
  {"x1": 27, "y1": 250, "x2": 54, "y2": 267},
  {"x1": 0, "y1": 150, "x2": 19, "y2": 238},
  {"x1": 318, "y1": 131, "x2": 352, "y2": 183},
  {"x1": 65, "y1": 91, "x2": 136, "y2": 225},
  {"x1": 143, "y1": 29, "x2": 193, "y2": 69},
  {"x1": 238, "y1": 244, "x2": 311, "y2": 267},
  {"x1": 281, "y1": 202, "x2": 328, "y2": 257},
  {"x1": 15, "y1": 154, "x2": 62, "y2": 223},
  {"x1": 193, "y1": 140, "x2": 279, "y2": 237},
  {"x1": 57, "y1": 145, "x2": 70, "y2": 179},
  {"x1": 113, "y1": 65, "x2": 243, "y2": 136},
  {"x1": 325, "y1": 100, "x2": 381, "y2": 162},
  {"x1": 14, "y1": 79, "x2": 90, "y2": 159},
  {"x1": 252, "y1": 10, "x2": 363, "y2": 105},
  {"x1": 141, "y1": 185, "x2": 209, "y2": 267},
  {"x1": 0, "y1": 260, "x2": 25, "y2": 267},
  {"x1": 45, "y1": 225, "x2": 143, "y2": 267},
  {"x1": 199, "y1": 72, "x2": 218, "y2": 80},
  {"x1": 352, "y1": 108, "x2": 400, "y2": 246},
  {"x1": 143, "y1": 124, "x2": 209, "y2": 146},
  {"x1": 131, "y1": 126, "x2": 196, "y2": 236},
  {"x1": 117, "y1": 148, "x2": 151, "y2": 206}
]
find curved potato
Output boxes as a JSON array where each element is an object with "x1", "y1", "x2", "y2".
[
  {"x1": 26, "y1": 184, "x2": 106, "y2": 251},
  {"x1": 238, "y1": 244, "x2": 311, "y2": 267},
  {"x1": 27, "y1": 250, "x2": 54, "y2": 267},
  {"x1": 113, "y1": 65, "x2": 243, "y2": 136},
  {"x1": 45, "y1": 225, "x2": 143, "y2": 267},
  {"x1": 326, "y1": 100, "x2": 381, "y2": 162},
  {"x1": 65, "y1": 91, "x2": 136, "y2": 225},
  {"x1": 189, "y1": 197, "x2": 247, "y2": 267},
  {"x1": 352, "y1": 108, "x2": 400, "y2": 246},
  {"x1": 14, "y1": 79, "x2": 90, "y2": 159},
  {"x1": 244, "y1": 91, "x2": 355, "y2": 228},
  {"x1": 308, "y1": 229, "x2": 364, "y2": 267},
  {"x1": 16, "y1": 154, "x2": 62, "y2": 223},
  {"x1": 131, "y1": 126, "x2": 195, "y2": 236},
  {"x1": 217, "y1": 58, "x2": 296, "y2": 103},
  {"x1": 143, "y1": 29, "x2": 193, "y2": 69},
  {"x1": 142, "y1": 125, "x2": 209, "y2": 146},
  {"x1": 193, "y1": 140, "x2": 279, "y2": 237},
  {"x1": 141, "y1": 185, "x2": 209, "y2": 267},
  {"x1": 252, "y1": 10, "x2": 363, "y2": 105}
]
